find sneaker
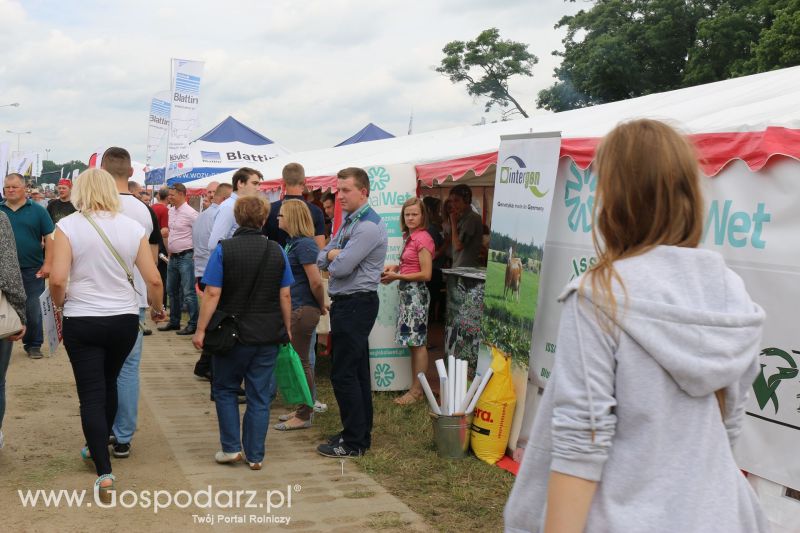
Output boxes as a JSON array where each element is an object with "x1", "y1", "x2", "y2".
[
  {"x1": 193, "y1": 371, "x2": 211, "y2": 382},
  {"x1": 326, "y1": 432, "x2": 343, "y2": 445},
  {"x1": 26, "y1": 347, "x2": 43, "y2": 359},
  {"x1": 112, "y1": 442, "x2": 131, "y2": 458},
  {"x1": 215, "y1": 450, "x2": 243, "y2": 464},
  {"x1": 0, "y1": 429, "x2": 4, "y2": 449},
  {"x1": 316, "y1": 442, "x2": 363, "y2": 458},
  {"x1": 313, "y1": 401, "x2": 328, "y2": 413},
  {"x1": 108, "y1": 434, "x2": 117, "y2": 445}
]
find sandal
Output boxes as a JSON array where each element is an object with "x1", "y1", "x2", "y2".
[
  {"x1": 273, "y1": 418, "x2": 312, "y2": 431},
  {"x1": 277, "y1": 411, "x2": 298, "y2": 422},
  {"x1": 95, "y1": 474, "x2": 115, "y2": 504},
  {"x1": 394, "y1": 391, "x2": 423, "y2": 405},
  {"x1": 80, "y1": 446, "x2": 92, "y2": 461}
]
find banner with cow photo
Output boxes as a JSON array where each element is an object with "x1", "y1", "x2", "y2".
[
  {"x1": 480, "y1": 132, "x2": 561, "y2": 448},
  {"x1": 482, "y1": 132, "x2": 561, "y2": 367}
]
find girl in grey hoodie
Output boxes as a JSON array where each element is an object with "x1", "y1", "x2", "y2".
[{"x1": 504, "y1": 119, "x2": 769, "y2": 533}]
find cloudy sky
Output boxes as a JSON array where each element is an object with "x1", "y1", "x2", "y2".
[{"x1": 0, "y1": 0, "x2": 583, "y2": 165}]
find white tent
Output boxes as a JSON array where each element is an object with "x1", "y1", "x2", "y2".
[{"x1": 183, "y1": 66, "x2": 800, "y2": 192}]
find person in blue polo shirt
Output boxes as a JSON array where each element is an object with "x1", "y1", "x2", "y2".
[
  {"x1": 1, "y1": 173, "x2": 55, "y2": 359},
  {"x1": 316, "y1": 167, "x2": 388, "y2": 458}
]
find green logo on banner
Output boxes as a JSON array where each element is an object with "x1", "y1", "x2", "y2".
[
  {"x1": 564, "y1": 162, "x2": 596, "y2": 233},
  {"x1": 499, "y1": 156, "x2": 548, "y2": 198},
  {"x1": 752, "y1": 348, "x2": 799, "y2": 414},
  {"x1": 368, "y1": 167, "x2": 390, "y2": 191},
  {"x1": 374, "y1": 363, "x2": 396, "y2": 387}
]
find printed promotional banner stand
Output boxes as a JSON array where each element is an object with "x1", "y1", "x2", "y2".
[
  {"x1": 365, "y1": 164, "x2": 417, "y2": 391},
  {"x1": 481, "y1": 132, "x2": 561, "y2": 450},
  {"x1": 166, "y1": 58, "x2": 204, "y2": 181}
]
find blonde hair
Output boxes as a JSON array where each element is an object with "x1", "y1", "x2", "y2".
[
  {"x1": 72, "y1": 168, "x2": 121, "y2": 214},
  {"x1": 280, "y1": 199, "x2": 314, "y2": 238}
]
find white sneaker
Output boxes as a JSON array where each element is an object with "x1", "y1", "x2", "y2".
[
  {"x1": 313, "y1": 401, "x2": 328, "y2": 413},
  {"x1": 0, "y1": 429, "x2": 4, "y2": 449},
  {"x1": 214, "y1": 450, "x2": 242, "y2": 464}
]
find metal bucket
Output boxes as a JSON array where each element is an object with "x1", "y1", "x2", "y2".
[{"x1": 430, "y1": 412, "x2": 474, "y2": 459}]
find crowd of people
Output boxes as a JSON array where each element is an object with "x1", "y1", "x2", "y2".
[
  {"x1": 0, "y1": 119, "x2": 771, "y2": 529},
  {"x1": 0, "y1": 153, "x2": 486, "y2": 492}
]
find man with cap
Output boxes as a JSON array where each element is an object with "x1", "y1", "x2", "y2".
[{"x1": 46, "y1": 179, "x2": 76, "y2": 224}]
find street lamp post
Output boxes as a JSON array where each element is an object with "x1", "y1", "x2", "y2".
[{"x1": 6, "y1": 129, "x2": 32, "y2": 152}]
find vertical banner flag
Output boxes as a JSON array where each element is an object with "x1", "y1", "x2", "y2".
[
  {"x1": 146, "y1": 90, "x2": 171, "y2": 167},
  {"x1": 481, "y1": 132, "x2": 561, "y2": 450},
  {"x1": 365, "y1": 164, "x2": 417, "y2": 391},
  {"x1": 166, "y1": 58, "x2": 203, "y2": 182}
]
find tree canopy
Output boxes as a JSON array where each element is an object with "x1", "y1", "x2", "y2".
[
  {"x1": 437, "y1": 28, "x2": 538, "y2": 118},
  {"x1": 538, "y1": 0, "x2": 800, "y2": 112}
]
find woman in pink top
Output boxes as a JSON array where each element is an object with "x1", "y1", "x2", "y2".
[{"x1": 381, "y1": 198, "x2": 434, "y2": 405}]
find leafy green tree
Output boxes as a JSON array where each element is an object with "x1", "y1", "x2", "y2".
[
  {"x1": 539, "y1": 0, "x2": 800, "y2": 111},
  {"x1": 38, "y1": 159, "x2": 87, "y2": 185},
  {"x1": 437, "y1": 28, "x2": 538, "y2": 118}
]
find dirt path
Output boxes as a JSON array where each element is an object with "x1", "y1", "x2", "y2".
[{"x1": 0, "y1": 328, "x2": 428, "y2": 532}]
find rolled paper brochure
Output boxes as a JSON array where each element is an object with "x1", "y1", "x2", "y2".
[
  {"x1": 440, "y1": 376, "x2": 449, "y2": 416},
  {"x1": 459, "y1": 372, "x2": 483, "y2": 414},
  {"x1": 465, "y1": 367, "x2": 494, "y2": 414},
  {"x1": 418, "y1": 372, "x2": 441, "y2": 415},
  {"x1": 453, "y1": 360, "x2": 462, "y2": 415},
  {"x1": 447, "y1": 355, "x2": 456, "y2": 415},
  {"x1": 435, "y1": 359, "x2": 448, "y2": 379},
  {"x1": 460, "y1": 359, "x2": 468, "y2": 411}
]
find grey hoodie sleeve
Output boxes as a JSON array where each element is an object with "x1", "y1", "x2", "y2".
[{"x1": 549, "y1": 292, "x2": 618, "y2": 481}]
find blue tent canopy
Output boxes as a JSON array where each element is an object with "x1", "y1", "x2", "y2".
[
  {"x1": 335, "y1": 123, "x2": 395, "y2": 147},
  {"x1": 197, "y1": 116, "x2": 277, "y2": 145}
]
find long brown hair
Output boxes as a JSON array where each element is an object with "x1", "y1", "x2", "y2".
[{"x1": 586, "y1": 119, "x2": 704, "y2": 322}]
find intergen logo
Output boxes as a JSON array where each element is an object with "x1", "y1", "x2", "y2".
[
  {"x1": 564, "y1": 162, "x2": 596, "y2": 233},
  {"x1": 499, "y1": 156, "x2": 548, "y2": 198}
]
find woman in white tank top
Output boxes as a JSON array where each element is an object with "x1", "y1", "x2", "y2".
[{"x1": 49, "y1": 169, "x2": 165, "y2": 501}]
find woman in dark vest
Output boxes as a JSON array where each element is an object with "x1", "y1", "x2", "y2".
[{"x1": 192, "y1": 196, "x2": 294, "y2": 470}]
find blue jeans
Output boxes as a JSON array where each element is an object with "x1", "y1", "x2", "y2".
[
  {"x1": 112, "y1": 308, "x2": 145, "y2": 444},
  {"x1": 167, "y1": 252, "x2": 198, "y2": 329},
  {"x1": 20, "y1": 267, "x2": 44, "y2": 350},
  {"x1": 0, "y1": 340, "x2": 13, "y2": 429},
  {"x1": 213, "y1": 343, "x2": 278, "y2": 463}
]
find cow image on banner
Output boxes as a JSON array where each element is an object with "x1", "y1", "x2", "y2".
[{"x1": 480, "y1": 131, "x2": 561, "y2": 452}]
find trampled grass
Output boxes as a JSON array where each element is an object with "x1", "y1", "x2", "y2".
[{"x1": 313, "y1": 355, "x2": 515, "y2": 532}]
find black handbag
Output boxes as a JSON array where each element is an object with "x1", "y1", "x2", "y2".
[
  {"x1": 203, "y1": 309, "x2": 239, "y2": 355},
  {"x1": 203, "y1": 242, "x2": 270, "y2": 355}
]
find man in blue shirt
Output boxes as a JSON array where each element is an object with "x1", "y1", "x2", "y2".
[
  {"x1": 263, "y1": 162, "x2": 326, "y2": 249},
  {"x1": 1, "y1": 173, "x2": 55, "y2": 359},
  {"x1": 316, "y1": 167, "x2": 388, "y2": 458}
]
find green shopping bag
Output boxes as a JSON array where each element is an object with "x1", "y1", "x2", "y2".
[{"x1": 275, "y1": 344, "x2": 313, "y2": 407}]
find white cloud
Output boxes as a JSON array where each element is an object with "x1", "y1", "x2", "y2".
[{"x1": 0, "y1": 0, "x2": 581, "y2": 164}]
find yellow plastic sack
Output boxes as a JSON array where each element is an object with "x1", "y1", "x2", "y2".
[{"x1": 470, "y1": 347, "x2": 517, "y2": 465}]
